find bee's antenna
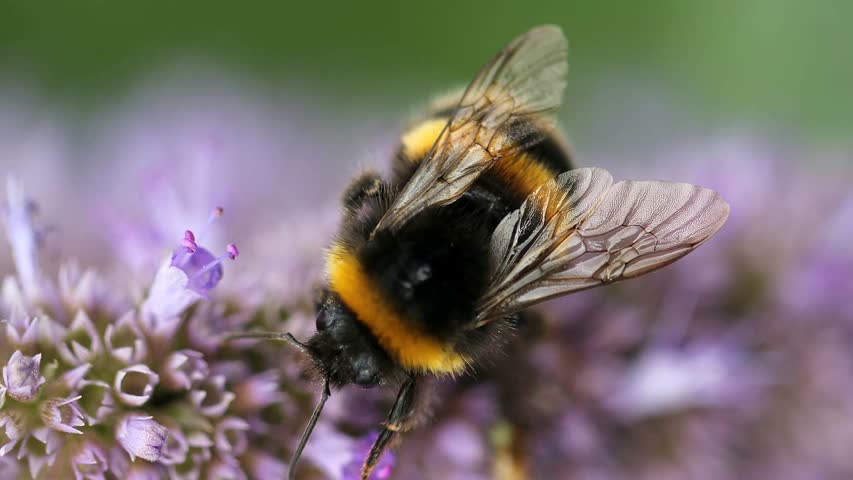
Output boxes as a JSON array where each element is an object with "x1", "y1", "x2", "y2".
[
  {"x1": 289, "y1": 378, "x2": 331, "y2": 480},
  {"x1": 226, "y1": 331, "x2": 307, "y2": 354}
]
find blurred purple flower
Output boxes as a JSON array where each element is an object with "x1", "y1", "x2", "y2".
[
  {"x1": 213, "y1": 417, "x2": 250, "y2": 456},
  {"x1": 0, "y1": 412, "x2": 24, "y2": 456},
  {"x1": 71, "y1": 441, "x2": 108, "y2": 480},
  {"x1": 56, "y1": 310, "x2": 102, "y2": 365},
  {"x1": 603, "y1": 338, "x2": 770, "y2": 419},
  {"x1": 2, "y1": 179, "x2": 61, "y2": 316},
  {"x1": 243, "y1": 449, "x2": 287, "y2": 479},
  {"x1": 161, "y1": 349, "x2": 209, "y2": 391},
  {"x1": 232, "y1": 370, "x2": 283, "y2": 413},
  {"x1": 341, "y1": 432, "x2": 396, "y2": 480},
  {"x1": 190, "y1": 375, "x2": 235, "y2": 418},
  {"x1": 0, "y1": 171, "x2": 300, "y2": 478},
  {"x1": 116, "y1": 415, "x2": 169, "y2": 462}
]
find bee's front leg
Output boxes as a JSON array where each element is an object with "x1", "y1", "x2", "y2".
[{"x1": 361, "y1": 375, "x2": 418, "y2": 479}]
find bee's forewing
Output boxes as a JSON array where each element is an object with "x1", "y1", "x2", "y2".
[
  {"x1": 375, "y1": 25, "x2": 569, "y2": 233},
  {"x1": 475, "y1": 168, "x2": 730, "y2": 324}
]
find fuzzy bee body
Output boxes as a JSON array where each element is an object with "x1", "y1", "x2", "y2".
[
  {"x1": 241, "y1": 25, "x2": 731, "y2": 480},
  {"x1": 314, "y1": 103, "x2": 576, "y2": 383}
]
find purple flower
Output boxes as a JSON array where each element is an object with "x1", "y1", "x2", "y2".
[
  {"x1": 104, "y1": 311, "x2": 147, "y2": 364},
  {"x1": 116, "y1": 415, "x2": 169, "y2": 462},
  {"x1": 2, "y1": 350, "x2": 45, "y2": 402},
  {"x1": 342, "y1": 432, "x2": 396, "y2": 480},
  {"x1": 140, "y1": 224, "x2": 239, "y2": 335},
  {"x1": 58, "y1": 363, "x2": 92, "y2": 391},
  {"x1": 139, "y1": 262, "x2": 203, "y2": 336},
  {"x1": 1, "y1": 179, "x2": 59, "y2": 312},
  {"x1": 58, "y1": 262, "x2": 126, "y2": 319},
  {"x1": 242, "y1": 450, "x2": 287, "y2": 479},
  {"x1": 158, "y1": 426, "x2": 189, "y2": 466},
  {"x1": 213, "y1": 417, "x2": 250, "y2": 456},
  {"x1": 76, "y1": 379, "x2": 115, "y2": 425},
  {"x1": 0, "y1": 411, "x2": 24, "y2": 456},
  {"x1": 169, "y1": 221, "x2": 239, "y2": 299},
  {"x1": 0, "y1": 107, "x2": 282, "y2": 478},
  {"x1": 18, "y1": 427, "x2": 61, "y2": 476},
  {"x1": 3, "y1": 312, "x2": 39, "y2": 348},
  {"x1": 160, "y1": 349, "x2": 209, "y2": 391},
  {"x1": 170, "y1": 244, "x2": 223, "y2": 298},
  {"x1": 302, "y1": 423, "x2": 363, "y2": 479},
  {"x1": 71, "y1": 441, "x2": 108, "y2": 480},
  {"x1": 206, "y1": 454, "x2": 247, "y2": 480},
  {"x1": 781, "y1": 192, "x2": 853, "y2": 317},
  {"x1": 40, "y1": 396, "x2": 86, "y2": 435},
  {"x1": 165, "y1": 432, "x2": 212, "y2": 479},
  {"x1": 57, "y1": 310, "x2": 103, "y2": 365},
  {"x1": 125, "y1": 462, "x2": 168, "y2": 480},
  {"x1": 113, "y1": 365, "x2": 160, "y2": 407},
  {"x1": 107, "y1": 445, "x2": 130, "y2": 478},
  {"x1": 190, "y1": 375, "x2": 235, "y2": 418},
  {"x1": 432, "y1": 421, "x2": 486, "y2": 469},
  {"x1": 232, "y1": 370, "x2": 283, "y2": 413},
  {"x1": 603, "y1": 339, "x2": 771, "y2": 419},
  {"x1": 185, "y1": 303, "x2": 250, "y2": 355}
]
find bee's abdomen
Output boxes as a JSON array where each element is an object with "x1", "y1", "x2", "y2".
[{"x1": 392, "y1": 115, "x2": 574, "y2": 211}]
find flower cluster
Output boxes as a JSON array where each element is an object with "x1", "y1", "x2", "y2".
[{"x1": 0, "y1": 179, "x2": 312, "y2": 479}]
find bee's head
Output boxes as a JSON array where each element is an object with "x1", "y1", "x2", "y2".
[
  {"x1": 306, "y1": 291, "x2": 393, "y2": 389},
  {"x1": 228, "y1": 289, "x2": 395, "y2": 479}
]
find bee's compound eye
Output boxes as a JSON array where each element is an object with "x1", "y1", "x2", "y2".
[{"x1": 316, "y1": 309, "x2": 334, "y2": 331}]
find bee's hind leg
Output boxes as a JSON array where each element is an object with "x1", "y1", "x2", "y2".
[{"x1": 361, "y1": 376, "x2": 418, "y2": 480}]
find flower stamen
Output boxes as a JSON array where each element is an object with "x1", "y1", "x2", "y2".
[
  {"x1": 186, "y1": 244, "x2": 241, "y2": 285},
  {"x1": 181, "y1": 230, "x2": 198, "y2": 254}
]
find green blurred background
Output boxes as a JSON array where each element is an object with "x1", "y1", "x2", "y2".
[{"x1": 1, "y1": 0, "x2": 851, "y2": 147}]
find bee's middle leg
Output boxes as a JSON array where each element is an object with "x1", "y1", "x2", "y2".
[{"x1": 361, "y1": 375, "x2": 418, "y2": 480}]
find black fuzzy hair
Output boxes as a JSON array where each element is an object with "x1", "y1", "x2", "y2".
[
  {"x1": 328, "y1": 175, "x2": 519, "y2": 371},
  {"x1": 360, "y1": 200, "x2": 492, "y2": 340},
  {"x1": 306, "y1": 289, "x2": 400, "y2": 388}
]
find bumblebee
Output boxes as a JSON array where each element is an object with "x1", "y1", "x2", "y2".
[{"x1": 234, "y1": 25, "x2": 729, "y2": 479}]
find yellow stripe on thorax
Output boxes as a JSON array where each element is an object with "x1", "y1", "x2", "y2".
[
  {"x1": 401, "y1": 117, "x2": 558, "y2": 201},
  {"x1": 401, "y1": 118, "x2": 447, "y2": 161},
  {"x1": 326, "y1": 243, "x2": 469, "y2": 375}
]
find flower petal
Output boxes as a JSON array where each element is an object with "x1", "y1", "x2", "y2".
[
  {"x1": 104, "y1": 311, "x2": 147, "y2": 364},
  {"x1": 114, "y1": 365, "x2": 160, "y2": 407}
]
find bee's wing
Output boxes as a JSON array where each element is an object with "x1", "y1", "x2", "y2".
[
  {"x1": 374, "y1": 25, "x2": 568, "y2": 233},
  {"x1": 473, "y1": 168, "x2": 730, "y2": 326}
]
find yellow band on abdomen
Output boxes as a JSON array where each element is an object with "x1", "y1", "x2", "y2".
[{"x1": 326, "y1": 243, "x2": 469, "y2": 375}]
